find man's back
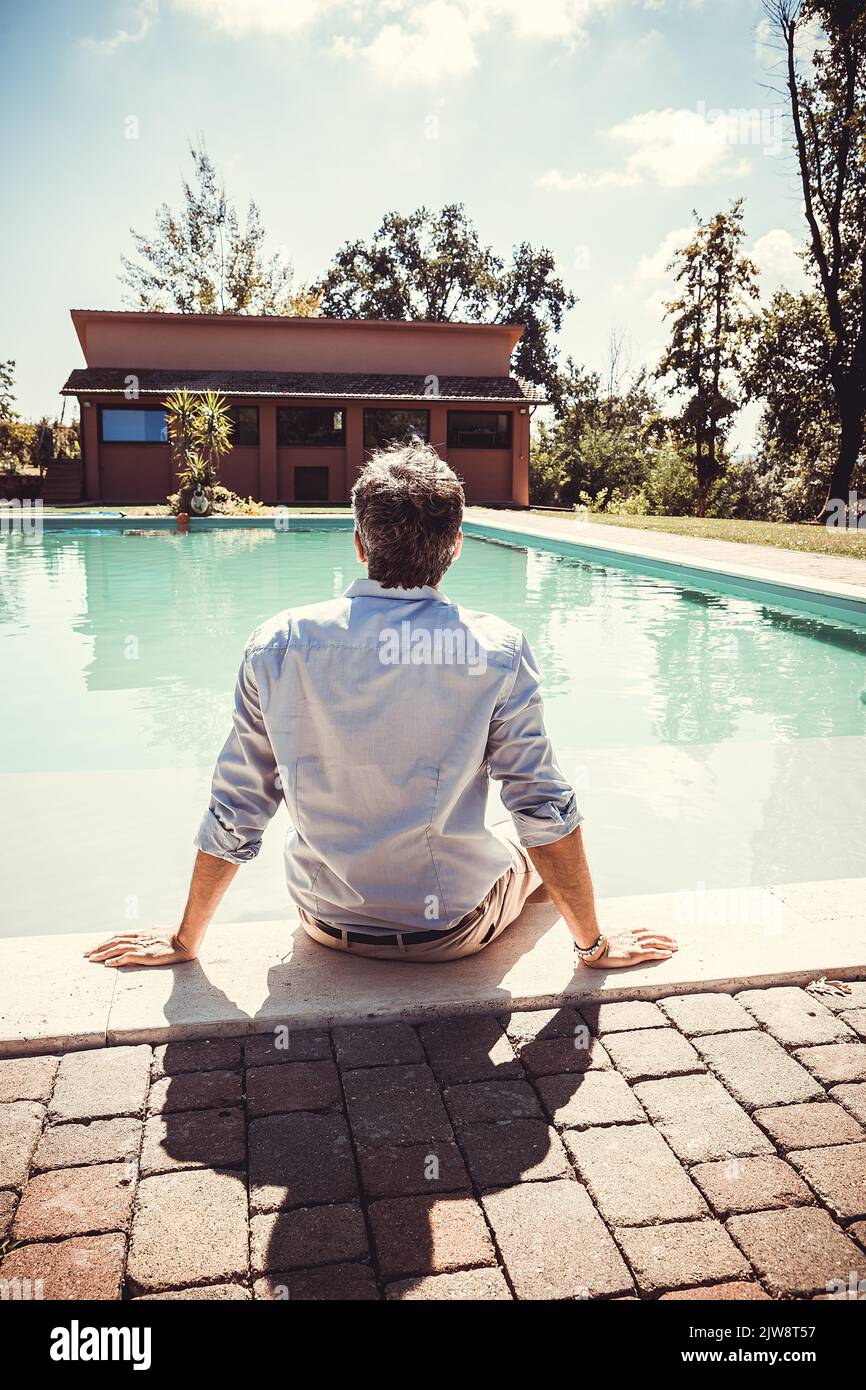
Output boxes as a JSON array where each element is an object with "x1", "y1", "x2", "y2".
[{"x1": 239, "y1": 576, "x2": 563, "y2": 932}]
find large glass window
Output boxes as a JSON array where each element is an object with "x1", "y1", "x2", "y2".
[
  {"x1": 100, "y1": 408, "x2": 168, "y2": 444},
  {"x1": 364, "y1": 409, "x2": 430, "y2": 450},
  {"x1": 447, "y1": 410, "x2": 512, "y2": 449},
  {"x1": 229, "y1": 405, "x2": 259, "y2": 446},
  {"x1": 277, "y1": 406, "x2": 345, "y2": 447}
]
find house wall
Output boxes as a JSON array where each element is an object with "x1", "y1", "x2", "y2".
[
  {"x1": 73, "y1": 313, "x2": 520, "y2": 378},
  {"x1": 77, "y1": 395, "x2": 527, "y2": 505}
]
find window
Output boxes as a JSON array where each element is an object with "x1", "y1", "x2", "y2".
[
  {"x1": 278, "y1": 407, "x2": 345, "y2": 447},
  {"x1": 364, "y1": 409, "x2": 430, "y2": 451},
  {"x1": 100, "y1": 408, "x2": 168, "y2": 444},
  {"x1": 294, "y1": 466, "x2": 329, "y2": 502},
  {"x1": 229, "y1": 406, "x2": 259, "y2": 446},
  {"x1": 447, "y1": 410, "x2": 512, "y2": 450}
]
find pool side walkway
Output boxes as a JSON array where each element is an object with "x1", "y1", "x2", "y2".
[
  {"x1": 1, "y1": 877, "x2": 864, "y2": 1055},
  {"x1": 2, "y1": 985, "x2": 865, "y2": 1300},
  {"x1": 466, "y1": 508, "x2": 866, "y2": 597}
]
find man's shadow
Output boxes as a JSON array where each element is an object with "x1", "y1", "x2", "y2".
[{"x1": 145, "y1": 905, "x2": 616, "y2": 1299}]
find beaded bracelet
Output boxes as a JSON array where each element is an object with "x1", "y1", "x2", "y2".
[{"x1": 574, "y1": 933, "x2": 607, "y2": 961}]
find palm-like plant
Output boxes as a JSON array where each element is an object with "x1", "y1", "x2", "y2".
[{"x1": 164, "y1": 389, "x2": 234, "y2": 511}]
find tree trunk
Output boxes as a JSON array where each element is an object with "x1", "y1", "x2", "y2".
[{"x1": 817, "y1": 405, "x2": 864, "y2": 523}]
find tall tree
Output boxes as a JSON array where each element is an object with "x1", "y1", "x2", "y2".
[
  {"x1": 314, "y1": 205, "x2": 575, "y2": 403},
  {"x1": 655, "y1": 200, "x2": 758, "y2": 514},
  {"x1": 765, "y1": 0, "x2": 866, "y2": 518},
  {"x1": 120, "y1": 142, "x2": 319, "y2": 316}
]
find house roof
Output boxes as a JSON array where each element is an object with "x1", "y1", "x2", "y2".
[{"x1": 61, "y1": 367, "x2": 547, "y2": 405}]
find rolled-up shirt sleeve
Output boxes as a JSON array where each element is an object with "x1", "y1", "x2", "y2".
[
  {"x1": 485, "y1": 634, "x2": 582, "y2": 849},
  {"x1": 194, "y1": 648, "x2": 282, "y2": 864}
]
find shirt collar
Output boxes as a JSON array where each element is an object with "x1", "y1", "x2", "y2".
[{"x1": 343, "y1": 578, "x2": 450, "y2": 604}]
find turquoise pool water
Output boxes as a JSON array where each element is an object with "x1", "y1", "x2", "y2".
[{"x1": 2, "y1": 526, "x2": 865, "y2": 937}]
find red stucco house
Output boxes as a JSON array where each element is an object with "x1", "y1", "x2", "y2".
[{"x1": 61, "y1": 310, "x2": 544, "y2": 506}]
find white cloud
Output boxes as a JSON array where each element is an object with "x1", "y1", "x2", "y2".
[
  {"x1": 539, "y1": 106, "x2": 755, "y2": 192},
  {"x1": 89, "y1": 0, "x2": 616, "y2": 81},
  {"x1": 333, "y1": 2, "x2": 478, "y2": 86},
  {"x1": 635, "y1": 224, "x2": 692, "y2": 282},
  {"x1": 81, "y1": 0, "x2": 159, "y2": 54},
  {"x1": 751, "y1": 228, "x2": 811, "y2": 297}
]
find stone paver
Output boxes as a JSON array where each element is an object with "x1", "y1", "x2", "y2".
[
  {"x1": 658, "y1": 993, "x2": 758, "y2": 1037},
  {"x1": 0, "y1": 1055, "x2": 58, "y2": 1103},
  {"x1": 840, "y1": 1009, "x2": 866, "y2": 1040},
  {"x1": 726, "y1": 1206, "x2": 866, "y2": 1298},
  {"x1": 243, "y1": 1028, "x2": 331, "y2": 1066},
  {"x1": 0, "y1": 1190, "x2": 17, "y2": 1241},
  {"x1": 602, "y1": 1028, "x2": 704, "y2": 1082},
  {"x1": 616, "y1": 1220, "x2": 751, "y2": 1295},
  {"x1": 33, "y1": 1117, "x2": 142, "y2": 1173},
  {"x1": 460, "y1": 1120, "x2": 569, "y2": 1187},
  {"x1": 127, "y1": 1168, "x2": 248, "y2": 1293},
  {"x1": 137, "y1": 1283, "x2": 250, "y2": 1300},
  {"x1": 343, "y1": 1064, "x2": 452, "y2": 1147},
  {"x1": 254, "y1": 1264, "x2": 378, "y2": 1300},
  {"x1": 565, "y1": 1125, "x2": 706, "y2": 1225},
  {"x1": 3, "y1": 986, "x2": 866, "y2": 1300},
  {"x1": 332, "y1": 1022, "x2": 423, "y2": 1068},
  {"x1": 831, "y1": 1083, "x2": 866, "y2": 1126},
  {"x1": 148, "y1": 1069, "x2": 242, "y2": 1115},
  {"x1": 633, "y1": 1075, "x2": 773, "y2": 1164},
  {"x1": 369, "y1": 1195, "x2": 495, "y2": 1280},
  {"x1": 690, "y1": 1156, "x2": 813, "y2": 1217},
  {"x1": 419, "y1": 1018, "x2": 520, "y2": 1085},
  {"x1": 152, "y1": 1039, "x2": 241, "y2": 1078},
  {"x1": 13, "y1": 1162, "x2": 135, "y2": 1241},
  {"x1": 141, "y1": 1108, "x2": 245, "y2": 1176},
  {"x1": 482, "y1": 1180, "x2": 633, "y2": 1299},
  {"x1": 245, "y1": 1060, "x2": 340, "y2": 1119},
  {"x1": 795, "y1": 1043, "x2": 866, "y2": 1085},
  {"x1": 443, "y1": 1078, "x2": 543, "y2": 1126},
  {"x1": 579, "y1": 1000, "x2": 668, "y2": 1034},
  {"x1": 0, "y1": 1101, "x2": 45, "y2": 1186},
  {"x1": 517, "y1": 1036, "x2": 610, "y2": 1079},
  {"x1": 50, "y1": 1046, "x2": 151, "y2": 1122},
  {"x1": 250, "y1": 1204, "x2": 368, "y2": 1274},
  {"x1": 659, "y1": 1281, "x2": 769, "y2": 1300},
  {"x1": 501, "y1": 1006, "x2": 584, "y2": 1045},
  {"x1": 248, "y1": 1111, "x2": 356, "y2": 1212},
  {"x1": 0, "y1": 1234, "x2": 126, "y2": 1299},
  {"x1": 537, "y1": 1069, "x2": 646, "y2": 1130},
  {"x1": 754, "y1": 1101, "x2": 864, "y2": 1151},
  {"x1": 736, "y1": 987, "x2": 855, "y2": 1047},
  {"x1": 787, "y1": 1143, "x2": 866, "y2": 1221},
  {"x1": 694, "y1": 1031, "x2": 823, "y2": 1109},
  {"x1": 386, "y1": 1267, "x2": 512, "y2": 1300},
  {"x1": 356, "y1": 1140, "x2": 470, "y2": 1199}
]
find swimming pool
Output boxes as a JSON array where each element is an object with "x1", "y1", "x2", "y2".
[{"x1": 2, "y1": 524, "x2": 865, "y2": 938}]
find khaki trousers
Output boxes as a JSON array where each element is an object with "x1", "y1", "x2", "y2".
[{"x1": 299, "y1": 823, "x2": 542, "y2": 963}]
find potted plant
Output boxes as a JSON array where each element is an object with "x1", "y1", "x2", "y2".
[{"x1": 165, "y1": 389, "x2": 233, "y2": 516}]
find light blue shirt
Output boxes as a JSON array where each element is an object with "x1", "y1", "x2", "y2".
[{"x1": 196, "y1": 578, "x2": 581, "y2": 934}]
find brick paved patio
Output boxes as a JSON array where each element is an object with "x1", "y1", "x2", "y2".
[{"x1": 2, "y1": 983, "x2": 866, "y2": 1300}]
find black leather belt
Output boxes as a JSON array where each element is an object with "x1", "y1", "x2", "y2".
[{"x1": 313, "y1": 914, "x2": 474, "y2": 947}]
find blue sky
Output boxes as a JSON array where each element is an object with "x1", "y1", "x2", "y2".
[{"x1": 1, "y1": 0, "x2": 813, "y2": 437}]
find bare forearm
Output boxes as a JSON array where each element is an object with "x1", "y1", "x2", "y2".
[
  {"x1": 175, "y1": 850, "x2": 240, "y2": 956},
  {"x1": 528, "y1": 827, "x2": 601, "y2": 949}
]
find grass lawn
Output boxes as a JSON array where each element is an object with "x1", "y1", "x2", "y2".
[{"x1": 530, "y1": 510, "x2": 866, "y2": 561}]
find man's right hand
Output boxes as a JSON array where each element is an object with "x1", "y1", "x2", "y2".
[{"x1": 580, "y1": 927, "x2": 678, "y2": 970}]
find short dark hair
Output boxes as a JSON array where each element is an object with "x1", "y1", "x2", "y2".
[{"x1": 351, "y1": 442, "x2": 464, "y2": 589}]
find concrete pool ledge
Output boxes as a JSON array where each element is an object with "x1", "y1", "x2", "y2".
[{"x1": 1, "y1": 877, "x2": 863, "y2": 1056}]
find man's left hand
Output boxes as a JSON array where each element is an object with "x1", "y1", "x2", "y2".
[{"x1": 84, "y1": 928, "x2": 197, "y2": 968}]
